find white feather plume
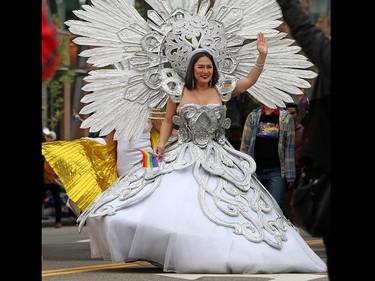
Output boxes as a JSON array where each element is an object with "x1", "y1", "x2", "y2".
[
  {"x1": 66, "y1": 0, "x2": 317, "y2": 141},
  {"x1": 211, "y1": 0, "x2": 317, "y2": 106}
]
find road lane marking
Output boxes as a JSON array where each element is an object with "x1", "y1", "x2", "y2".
[
  {"x1": 42, "y1": 262, "x2": 145, "y2": 277},
  {"x1": 76, "y1": 239, "x2": 90, "y2": 243},
  {"x1": 43, "y1": 239, "x2": 324, "y2": 277},
  {"x1": 306, "y1": 239, "x2": 323, "y2": 245}
]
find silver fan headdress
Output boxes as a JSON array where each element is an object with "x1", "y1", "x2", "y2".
[{"x1": 65, "y1": 0, "x2": 316, "y2": 141}]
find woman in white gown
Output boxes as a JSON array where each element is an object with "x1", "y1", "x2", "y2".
[{"x1": 76, "y1": 32, "x2": 327, "y2": 274}]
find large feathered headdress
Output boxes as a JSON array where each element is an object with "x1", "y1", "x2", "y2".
[{"x1": 65, "y1": 0, "x2": 316, "y2": 141}]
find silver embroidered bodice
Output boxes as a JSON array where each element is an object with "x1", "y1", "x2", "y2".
[
  {"x1": 173, "y1": 104, "x2": 231, "y2": 148},
  {"x1": 77, "y1": 104, "x2": 291, "y2": 249}
]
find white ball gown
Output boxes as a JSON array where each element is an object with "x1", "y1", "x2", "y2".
[{"x1": 77, "y1": 104, "x2": 327, "y2": 274}]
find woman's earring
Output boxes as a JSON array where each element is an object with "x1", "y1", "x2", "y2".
[
  {"x1": 192, "y1": 79, "x2": 195, "y2": 88},
  {"x1": 209, "y1": 80, "x2": 212, "y2": 87}
]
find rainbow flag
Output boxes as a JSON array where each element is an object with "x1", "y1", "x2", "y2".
[
  {"x1": 137, "y1": 149, "x2": 159, "y2": 168},
  {"x1": 51, "y1": 177, "x2": 63, "y2": 187},
  {"x1": 298, "y1": 90, "x2": 308, "y2": 105},
  {"x1": 73, "y1": 109, "x2": 83, "y2": 121}
]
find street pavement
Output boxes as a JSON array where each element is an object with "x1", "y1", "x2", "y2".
[{"x1": 42, "y1": 217, "x2": 328, "y2": 281}]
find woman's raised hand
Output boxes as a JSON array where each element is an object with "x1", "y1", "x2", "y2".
[{"x1": 256, "y1": 32, "x2": 268, "y2": 56}]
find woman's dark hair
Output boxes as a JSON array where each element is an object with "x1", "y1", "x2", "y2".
[{"x1": 184, "y1": 51, "x2": 219, "y2": 90}]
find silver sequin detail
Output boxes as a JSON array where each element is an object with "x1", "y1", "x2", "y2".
[{"x1": 77, "y1": 104, "x2": 290, "y2": 249}]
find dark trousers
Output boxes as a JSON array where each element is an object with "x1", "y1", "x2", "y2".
[
  {"x1": 256, "y1": 167, "x2": 288, "y2": 218},
  {"x1": 42, "y1": 183, "x2": 62, "y2": 223}
]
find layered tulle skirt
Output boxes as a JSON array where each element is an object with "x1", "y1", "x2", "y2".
[{"x1": 79, "y1": 141, "x2": 327, "y2": 274}]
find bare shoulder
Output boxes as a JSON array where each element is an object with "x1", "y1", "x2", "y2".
[{"x1": 179, "y1": 87, "x2": 194, "y2": 106}]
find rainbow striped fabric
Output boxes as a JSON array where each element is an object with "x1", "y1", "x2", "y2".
[
  {"x1": 51, "y1": 177, "x2": 63, "y2": 186},
  {"x1": 137, "y1": 149, "x2": 159, "y2": 168},
  {"x1": 73, "y1": 109, "x2": 83, "y2": 121},
  {"x1": 298, "y1": 89, "x2": 308, "y2": 105}
]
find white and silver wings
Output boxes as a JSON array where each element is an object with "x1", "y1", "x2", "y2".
[
  {"x1": 211, "y1": 0, "x2": 317, "y2": 107},
  {"x1": 65, "y1": 0, "x2": 316, "y2": 141},
  {"x1": 65, "y1": 0, "x2": 169, "y2": 141}
]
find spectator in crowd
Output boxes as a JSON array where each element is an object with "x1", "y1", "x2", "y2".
[
  {"x1": 285, "y1": 102, "x2": 304, "y2": 226},
  {"x1": 42, "y1": 127, "x2": 63, "y2": 228},
  {"x1": 240, "y1": 104, "x2": 295, "y2": 218}
]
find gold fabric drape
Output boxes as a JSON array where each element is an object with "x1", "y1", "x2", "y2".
[
  {"x1": 42, "y1": 139, "x2": 117, "y2": 211},
  {"x1": 150, "y1": 127, "x2": 161, "y2": 148}
]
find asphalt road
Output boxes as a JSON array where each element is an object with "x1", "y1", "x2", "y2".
[{"x1": 42, "y1": 220, "x2": 328, "y2": 281}]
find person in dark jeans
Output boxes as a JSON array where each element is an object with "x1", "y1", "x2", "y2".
[
  {"x1": 240, "y1": 105, "x2": 295, "y2": 218},
  {"x1": 42, "y1": 130, "x2": 62, "y2": 228},
  {"x1": 42, "y1": 180, "x2": 62, "y2": 228}
]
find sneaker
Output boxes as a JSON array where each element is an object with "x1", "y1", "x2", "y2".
[{"x1": 55, "y1": 222, "x2": 62, "y2": 228}]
